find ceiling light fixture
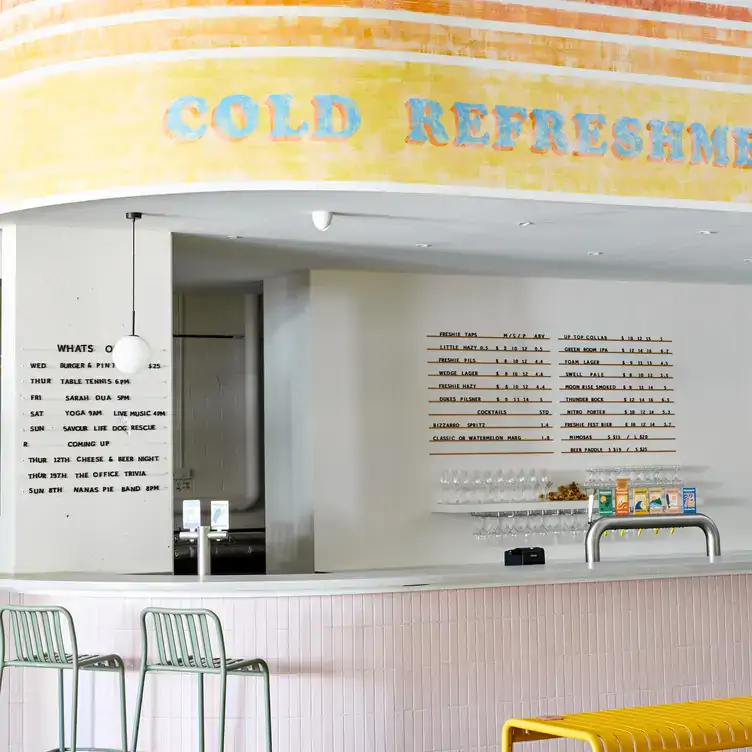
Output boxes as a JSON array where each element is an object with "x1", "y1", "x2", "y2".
[
  {"x1": 699, "y1": 230, "x2": 718, "y2": 236},
  {"x1": 312, "y1": 210, "x2": 333, "y2": 232},
  {"x1": 744, "y1": 259, "x2": 752, "y2": 264},
  {"x1": 518, "y1": 221, "x2": 534, "y2": 228},
  {"x1": 112, "y1": 212, "x2": 151, "y2": 374},
  {"x1": 588, "y1": 251, "x2": 603, "y2": 256},
  {"x1": 415, "y1": 243, "x2": 432, "y2": 248}
]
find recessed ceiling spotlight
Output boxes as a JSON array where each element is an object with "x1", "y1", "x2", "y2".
[
  {"x1": 588, "y1": 251, "x2": 603, "y2": 256},
  {"x1": 415, "y1": 243, "x2": 431, "y2": 248},
  {"x1": 699, "y1": 230, "x2": 718, "y2": 236},
  {"x1": 312, "y1": 210, "x2": 333, "y2": 232},
  {"x1": 518, "y1": 221, "x2": 534, "y2": 227}
]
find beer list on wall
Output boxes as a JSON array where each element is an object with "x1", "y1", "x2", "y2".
[
  {"x1": 21, "y1": 343, "x2": 170, "y2": 496},
  {"x1": 427, "y1": 332, "x2": 676, "y2": 456},
  {"x1": 560, "y1": 334, "x2": 675, "y2": 456},
  {"x1": 428, "y1": 331, "x2": 555, "y2": 456}
]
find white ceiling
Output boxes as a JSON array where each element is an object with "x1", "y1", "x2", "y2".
[{"x1": 6, "y1": 189, "x2": 752, "y2": 289}]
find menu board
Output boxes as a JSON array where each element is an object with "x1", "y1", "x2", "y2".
[
  {"x1": 426, "y1": 332, "x2": 555, "y2": 456},
  {"x1": 426, "y1": 331, "x2": 676, "y2": 457},
  {"x1": 20, "y1": 343, "x2": 170, "y2": 496},
  {"x1": 558, "y1": 334, "x2": 676, "y2": 455}
]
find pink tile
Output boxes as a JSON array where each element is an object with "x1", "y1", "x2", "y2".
[{"x1": 8, "y1": 574, "x2": 752, "y2": 751}]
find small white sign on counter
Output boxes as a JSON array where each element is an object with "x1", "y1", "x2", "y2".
[
  {"x1": 182, "y1": 499, "x2": 201, "y2": 530},
  {"x1": 210, "y1": 500, "x2": 229, "y2": 531}
]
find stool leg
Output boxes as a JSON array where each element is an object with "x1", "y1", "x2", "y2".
[
  {"x1": 58, "y1": 669, "x2": 65, "y2": 752},
  {"x1": 197, "y1": 674, "x2": 205, "y2": 752},
  {"x1": 262, "y1": 665, "x2": 272, "y2": 752},
  {"x1": 217, "y1": 670, "x2": 227, "y2": 752},
  {"x1": 70, "y1": 667, "x2": 79, "y2": 752},
  {"x1": 116, "y1": 662, "x2": 128, "y2": 752},
  {"x1": 130, "y1": 666, "x2": 147, "y2": 752}
]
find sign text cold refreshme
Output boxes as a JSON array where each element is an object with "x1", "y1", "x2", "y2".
[{"x1": 164, "y1": 93, "x2": 752, "y2": 168}]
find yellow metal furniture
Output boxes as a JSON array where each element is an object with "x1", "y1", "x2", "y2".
[{"x1": 502, "y1": 697, "x2": 752, "y2": 752}]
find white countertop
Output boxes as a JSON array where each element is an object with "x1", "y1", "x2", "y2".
[{"x1": 0, "y1": 553, "x2": 751, "y2": 597}]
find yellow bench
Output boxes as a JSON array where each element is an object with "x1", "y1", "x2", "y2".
[{"x1": 502, "y1": 698, "x2": 752, "y2": 752}]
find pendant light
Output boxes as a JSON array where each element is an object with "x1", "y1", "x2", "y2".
[{"x1": 112, "y1": 211, "x2": 151, "y2": 374}]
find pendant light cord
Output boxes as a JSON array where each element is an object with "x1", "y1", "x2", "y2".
[{"x1": 125, "y1": 211, "x2": 142, "y2": 336}]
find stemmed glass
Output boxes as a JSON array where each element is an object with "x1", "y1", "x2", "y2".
[
  {"x1": 439, "y1": 470, "x2": 452, "y2": 504},
  {"x1": 474, "y1": 516, "x2": 490, "y2": 541},
  {"x1": 490, "y1": 470, "x2": 504, "y2": 503},
  {"x1": 499, "y1": 512, "x2": 516, "y2": 538},
  {"x1": 481, "y1": 471, "x2": 495, "y2": 504},
  {"x1": 543, "y1": 510, "x2": 559, "y2": 540},
  {"x1": 644, "y1": 467, "x2": 655, "y2": 487},
  {"x1": 526, "y1": 469, "x2": 538, "y2": 501},
  {"x1": 584, "y1": 468, "x2": 594, "y2": 493},
  {"x1": 539, "y1": 468, "x2": 551, "y2": 498},
  {"x1": 448, "y1": 470, "x2": 462, "y2": 504},
  {"x1": 504, "y1": 470, "x2": 517, "y2": 502},
  {"x1": 672, "y1": 466, "x2": 682, "y2": 487},
  {"x1": 528, "y1": 511, "x2": 545, "y2": 543},
  {"x1": 456, "y1": 470, "x2": 469, "y2": 503}
]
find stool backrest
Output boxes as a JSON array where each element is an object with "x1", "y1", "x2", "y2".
[
  {"x1": 139, "y1": 608, "x2": 227, "y2": 670},
  {"x1": 0, "y1": 605, "x2": 77, "y2": 667}
]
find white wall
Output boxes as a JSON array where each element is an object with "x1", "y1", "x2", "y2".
[
  {"x1": 0, "y1": 224, "x2": 173, "y2": 574},
  {"x1": 263, "y1": 273, "x2": 314, "y2": 573},
  {"x1": 172, "y1": 292, "x2": 262, "y2": 527},
  {"x1": 310, "y1": 271, "x2": 752, "y2": 571}
]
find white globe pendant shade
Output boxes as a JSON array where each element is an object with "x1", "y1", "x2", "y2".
[{"x1": 112, "y1": 335, "x2": 151, "y2": 374}]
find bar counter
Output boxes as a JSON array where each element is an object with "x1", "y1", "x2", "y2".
[
  {"x1": 0, "y1": 552, "x2": 751, "y2": 596},
  {"x1": 3, "y1": 556, "x2": 752, "y2": 752}
]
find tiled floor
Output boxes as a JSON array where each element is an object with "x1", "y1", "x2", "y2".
[{"x1": 5, "y1": 575, "x2": 751, "y2": 750}]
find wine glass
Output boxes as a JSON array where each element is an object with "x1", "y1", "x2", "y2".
[
  {"x1": 539, "y1": 468, "x2": 550, "y2": 496},
  {"x1": 543, "y1": 510, "x2": 559, "y2": 538},
  {"x1": 449, "y1": 469, "x2": 462, "y2": 504},
  {"x1": 491, "y1": 470, "x2": 504, "y2": 503},
  {"x1": 439, "y1": 470, "x2": 452, "y2": 505},
  {"x1": 585, "y1": 468, "x2": 595, "y2": 493},
  {"x1": 505, "y1": 470, "x2": 515, "y2": 502},
  {"x1": 471, "y1": 471, "x2": 485, "y2": 504},
  {"x1": 482, "y1": 471, "x2": 495, "y2": 504},
  {"x1": 457, "y1": 470, "x2": 471, "y2": 504},
  {"x1": 524, "y1": 469, "x2": 538, "y2": 501},
  {"x1": 528, "y1": 511, "x2": 544, "y2": 542},
  {"x1": 644, "y1": 467, "x2": 655, "y2": 487},
  {"x1": 474, "y1": 515, "x2": 490, "y2": 541},
  {"x1": 499, "y1": 512, "x2": 516, "y2": 538}
]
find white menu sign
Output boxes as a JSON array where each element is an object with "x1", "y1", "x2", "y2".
[{"x1": 21, "y1": 342, "x2": 170, "y2": 498}]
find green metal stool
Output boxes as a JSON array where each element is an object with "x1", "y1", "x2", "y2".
[
  {"x1": 0, "y1": 605, "x2": 128, "y2": 752},
  {"x1": 130, "y1": 607, "x2": 272, "y2": 752}
]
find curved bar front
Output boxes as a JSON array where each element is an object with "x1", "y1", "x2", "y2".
[{"x1": 2, "y1": 558, "x2": 751, "y2": 751}]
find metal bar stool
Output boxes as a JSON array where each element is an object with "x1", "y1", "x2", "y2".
[
  {"x1": 0, "y1": 605, "x2": 127, "y2": 752},
  {"x1": 130, "y1": 607, "x2": 272, "y2": 752}
]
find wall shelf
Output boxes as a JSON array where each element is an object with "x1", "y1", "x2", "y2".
[{"x1": 432, "y1": 500, "x2": 589, "y2": 514}]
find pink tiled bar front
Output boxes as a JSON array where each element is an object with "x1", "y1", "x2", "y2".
[{"x1": 4, "y1": 575, "x2": 751, "y2": 751}]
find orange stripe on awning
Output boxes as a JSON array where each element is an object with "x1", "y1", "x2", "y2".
[
  {"x1": 2, "y1": 0, "x2": 752, "y2": 50},
  {"x1": 1, "y1": 15, "x2": 751, "y2": 85},
  {"x1": 577, "y1": 0, "x2": 752, "y2": 23}
]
